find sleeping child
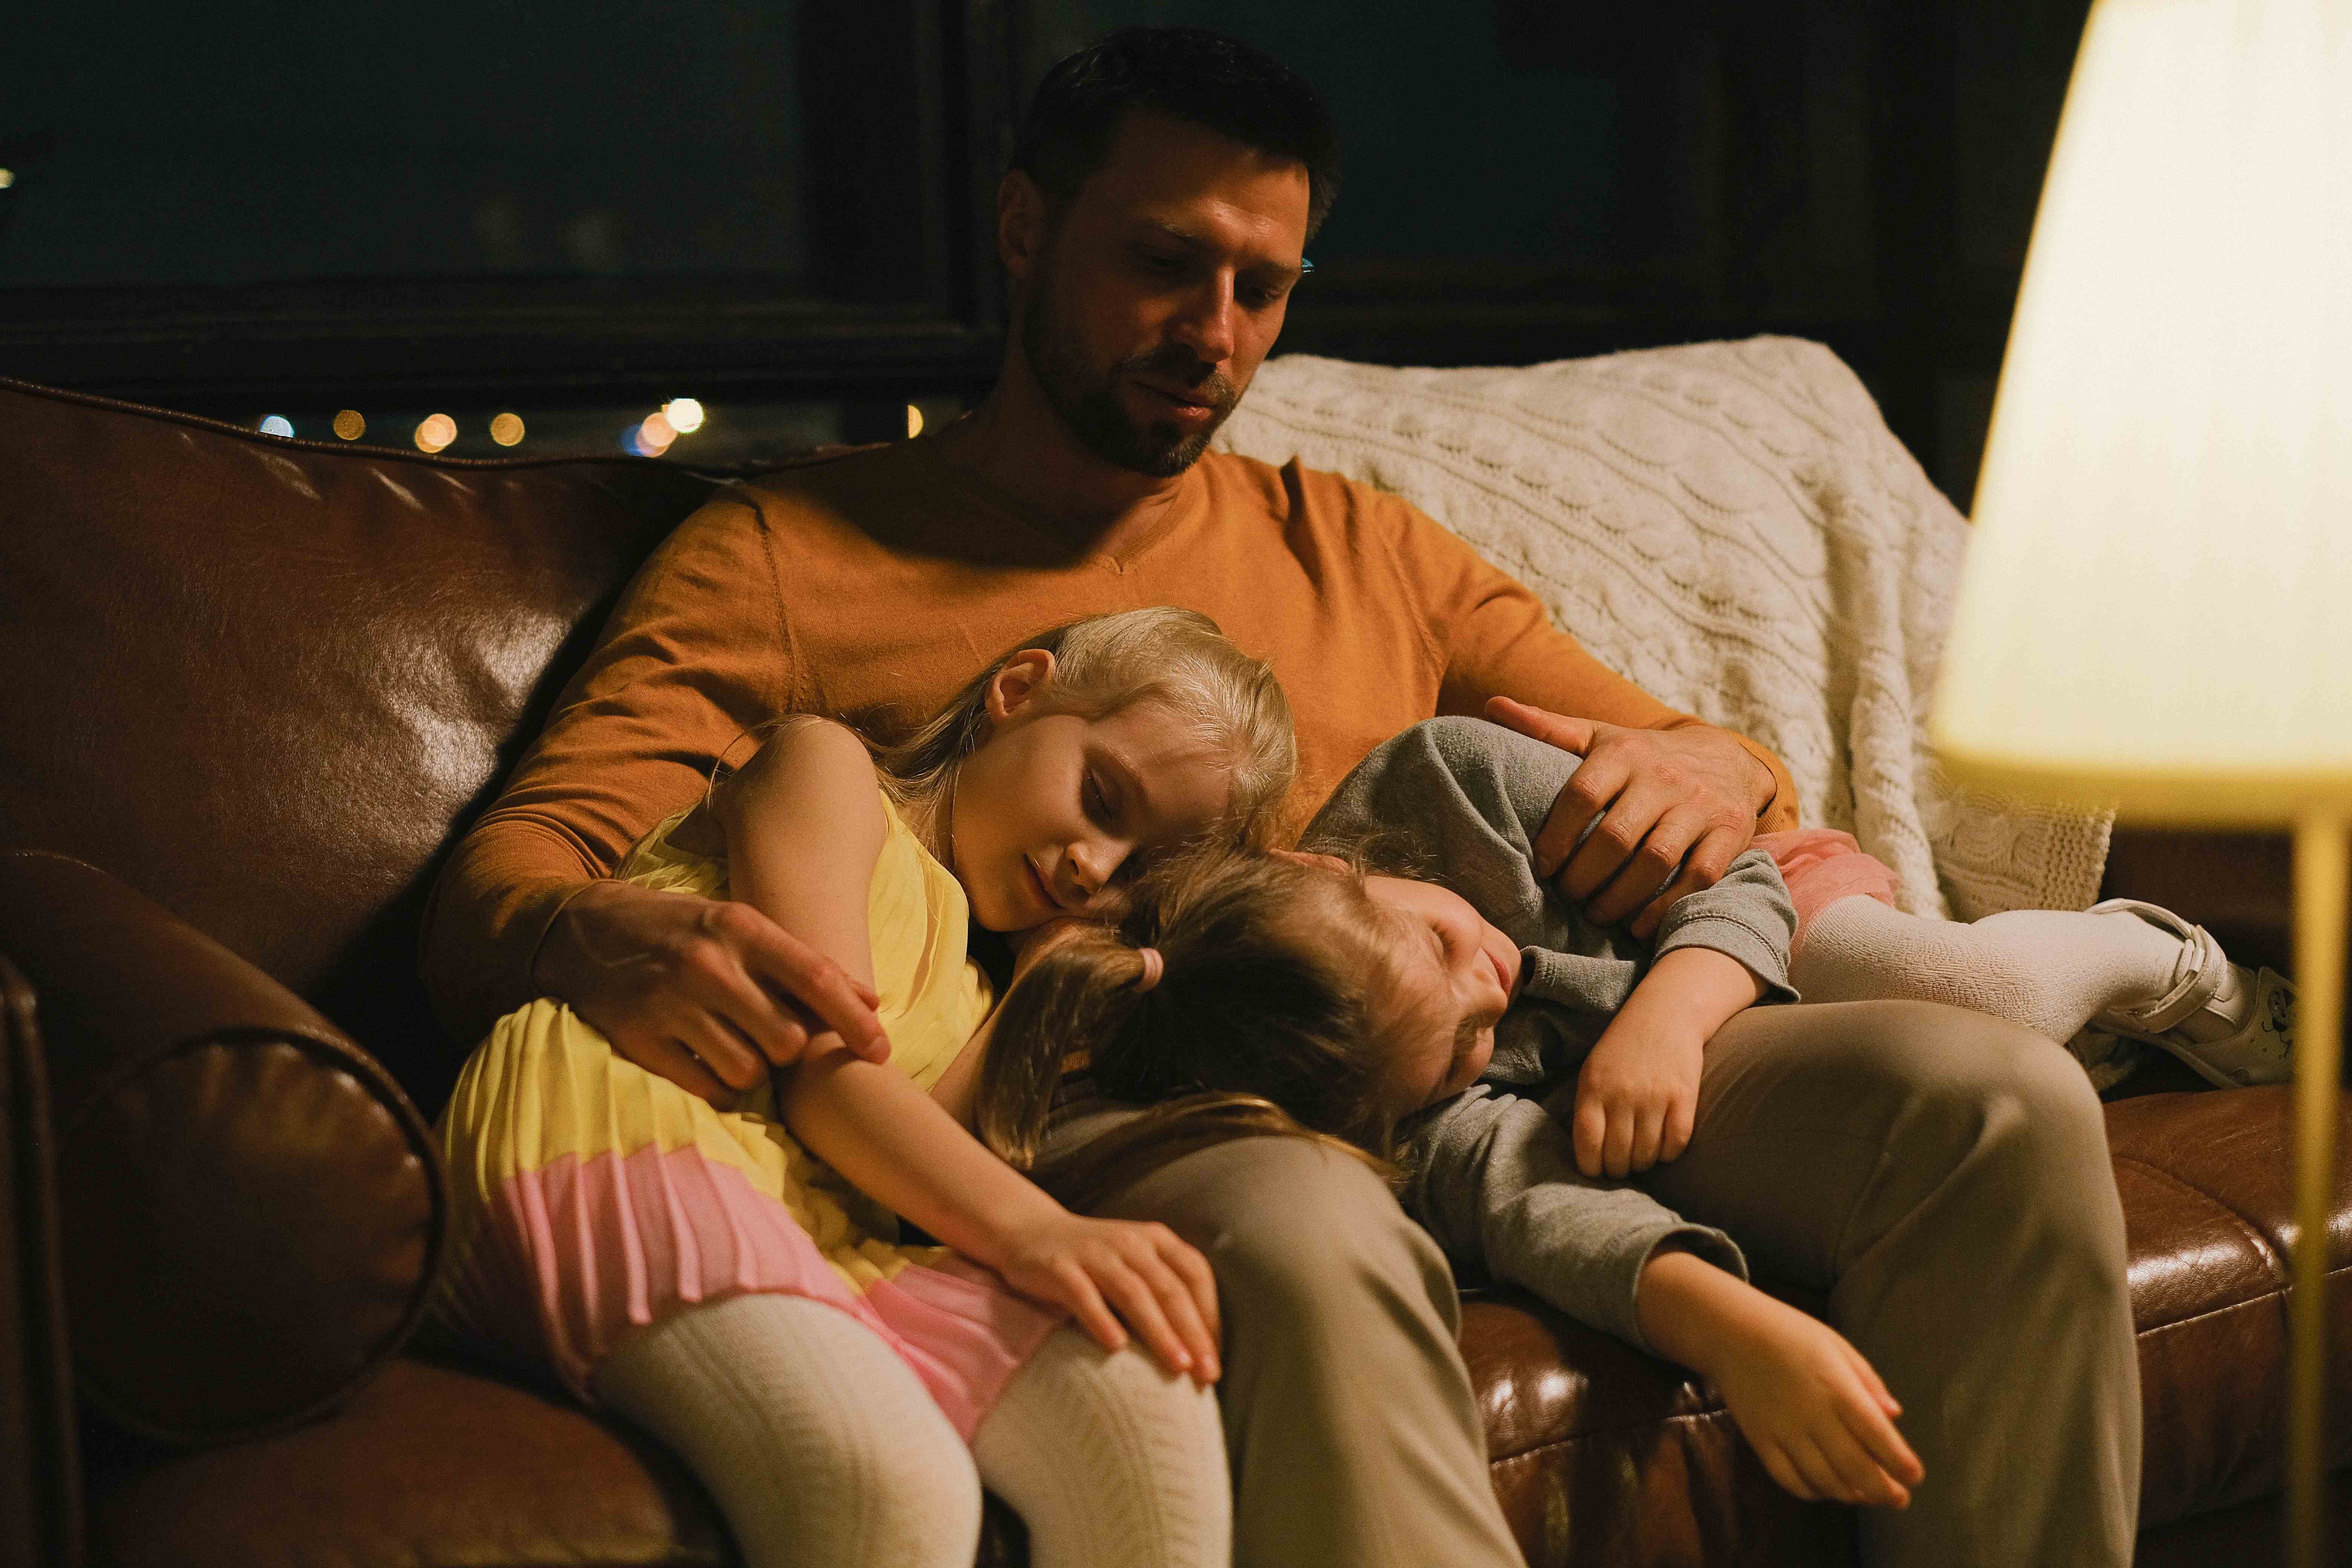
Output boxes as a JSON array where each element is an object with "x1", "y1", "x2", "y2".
[{"x1": 977, "y1": 714, "x2": 2293, "y2": 1512}]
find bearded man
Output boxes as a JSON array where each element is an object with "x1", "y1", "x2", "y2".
[{"x1": 424, "y1": 27, "x2": 2137, "y2": 1568}]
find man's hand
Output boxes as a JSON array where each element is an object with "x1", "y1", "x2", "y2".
[
  {"x1": 536, "y1": 879, "x2": 889, "y2": 1106},
  {"x1": 1486, "y1": 695, "x2": 1776, "y2": 938}
]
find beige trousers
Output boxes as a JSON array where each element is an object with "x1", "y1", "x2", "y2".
[
  {"x1": 1041, "y1": 1109, "x2": 1529, "y2": 1568},
  {"x1": 1642, "y1": 1000, "x2": 2140, "y2": 1566},
  {"x1": 1048, "y1": 998, "x2": 2139, "y2": 1568}
]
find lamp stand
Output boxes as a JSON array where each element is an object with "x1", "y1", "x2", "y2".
[{"x1": 2288, "y1": 817, "x2": 2347, "y2": 1568}]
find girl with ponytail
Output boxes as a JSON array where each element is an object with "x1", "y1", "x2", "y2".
[{"x1": 970, "y1": 850, "x2": 1412, "y2": 1213}]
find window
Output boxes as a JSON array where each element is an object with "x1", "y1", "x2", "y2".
[{"x1": 0, "y1": 2, "x2": 1018, "y2": 414}]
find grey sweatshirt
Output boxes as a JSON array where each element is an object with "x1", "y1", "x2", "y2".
[{"x1": 1304, "y1": 717, "x2": 1799, "y2": 1351}]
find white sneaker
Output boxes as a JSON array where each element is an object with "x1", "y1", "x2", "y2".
[
  {"x1": 2064, "y1": 1027, "x2": 2148, "y2": 1093},
  {"x1": 2083, "y1": 898, "x2": 2296, "y2": 1089}
]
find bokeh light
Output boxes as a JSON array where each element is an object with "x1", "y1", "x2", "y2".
[
  {"x1": 490, "y1": 412, "x2": 526, "y2": 446},
  {"x1": 905, "y1": 403, "x2": 924, "y2": 438},
  {"x1": 0, "y1": 170, "x2": 14, "y2": 190},
  {"x1": 662, "y1": 397, "x2": 705, "y2": 433},
  {"x1": 622, "y1": 414, "x2": 676, "y2": 457},
  {"x1": 332, "y1": 409, "x2": 366, "y2": 440},
  {"x1": 625, "y1": 411, "x2": 677, "y2": 457},
  {"x1": 258, "y1": 415, "x2": 294, "y2": 438},
  {"x1": 415, "y1": 413, "x2": 457, "y2": 453}
]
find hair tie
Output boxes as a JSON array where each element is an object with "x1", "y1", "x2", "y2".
[{"x1": 1133, "y1": 946, "x2": 1165, "y2": 993}]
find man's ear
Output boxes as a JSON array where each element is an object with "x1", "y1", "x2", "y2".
[
  {"x1": 985, "y1": 649, "x2": 1057, "y2": 722},
  {"x1": 998, "y1": 170, "x2": 1047, "y2": 285}
]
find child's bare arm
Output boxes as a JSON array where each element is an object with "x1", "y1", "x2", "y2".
[
  {"x1": 714, "y1": 727, "x2": 1219, "y2": 1380},
  {"x1": 1636, "y1": 1248, "x2": 1923, "y2": 1508},
  {"x1": 1569, "y1": 946, "x2": 1763, "y2": 1178},
  {"x1": 779, "y1": 1050, "x2": 1220, "y2": 1383},
  {"x1": 712, "y1": 718, "x2": 889, "y2": 1004}
]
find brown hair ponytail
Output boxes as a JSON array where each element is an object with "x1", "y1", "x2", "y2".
[{"x1": 973, "y1": 851, "x2": 1407, "y2": 1208}]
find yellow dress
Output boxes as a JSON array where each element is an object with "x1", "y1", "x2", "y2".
[{"x1": 430, "y1": 795, "x2": 1058, "y2": 1436}]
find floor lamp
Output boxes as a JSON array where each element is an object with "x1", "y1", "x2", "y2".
[{"x1": 1927, "y1": 3, "x2": 2349, "y2": 1564}]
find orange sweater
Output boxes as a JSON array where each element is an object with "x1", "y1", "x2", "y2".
[{"x1": 421, "y1": 439, "x2": 1798, "y2": 1039}]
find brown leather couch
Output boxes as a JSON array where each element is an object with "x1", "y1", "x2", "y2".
[{"x1": 2, "y1": 371, "x2": 2346, "y2": 1568}]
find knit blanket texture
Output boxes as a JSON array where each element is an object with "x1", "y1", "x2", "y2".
[{"x1": 1213, "y1": 337, "x2": 2111, "y2": 920}]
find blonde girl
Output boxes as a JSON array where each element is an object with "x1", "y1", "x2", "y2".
[{"x1": 431, "y1": 607, "x2": 1292, "y2": 1568}]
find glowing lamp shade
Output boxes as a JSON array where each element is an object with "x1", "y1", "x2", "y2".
[
  {"x1": 1930, "y1": 8, "x2": 2350, "y2": 1564},
  {"x1": 1930, "y1": 0, "x2": 2352, "y2": 824}
]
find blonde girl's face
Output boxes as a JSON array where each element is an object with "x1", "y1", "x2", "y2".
[
  {"x1": 950, "y1": 652, "x2": 1235, "y2": 932},
  {"x1": 1358, "y1": 873, "x2": 1522, "y2": 1115}
]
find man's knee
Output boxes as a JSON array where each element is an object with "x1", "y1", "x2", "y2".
[
  {"x1": 1847, "y1": 1001, "x2": 2123, "y2": 1265},
  {"x1": 1880, "y1": 1001, "x2": 2107, "y2": 1161},
  {"x1": 1106, "y1": 1134, "x2": 1461, "y2": 1342}
]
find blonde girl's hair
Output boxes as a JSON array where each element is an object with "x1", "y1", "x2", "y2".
[
  {"x1": 973, "y1": 848, "x2": 1411, "y2": 1210},
  {"x1": 871, "y1": 606, "x2": 1298, "y2": 852}
]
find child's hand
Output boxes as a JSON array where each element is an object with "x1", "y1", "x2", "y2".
[
  {"x1": 1708, "y1": 1292, "x2": 1924, "y2": 1509},
  {"x1": 1568, "y1": 1018, "x2": 1704, "y2": 1178},
  {"x1": 992, "y1": 1212, "x2": 1222, "y2": 1385}
]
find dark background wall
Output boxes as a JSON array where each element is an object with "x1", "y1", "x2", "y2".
[{"x1": 0, "y1": 0, "x2": 2093, "y2": 506}]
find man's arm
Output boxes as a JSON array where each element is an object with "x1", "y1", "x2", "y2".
[
  {"x1": 1381, "y1": 496, "x2": 1796, "y2": 934},
  {"x1": 418, "y1": 490, "x2": 884, "y2": 1096}
]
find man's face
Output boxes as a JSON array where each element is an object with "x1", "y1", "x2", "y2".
[{"x1": 1012, "y1": 109, "x2": 1311, "y2": 477}]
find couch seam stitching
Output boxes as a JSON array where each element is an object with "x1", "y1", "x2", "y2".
[{"x1": 2112, "y1": 1153, "x2": 2287, "y2": 1280}]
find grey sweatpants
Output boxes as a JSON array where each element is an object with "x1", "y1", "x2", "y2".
[{"x1": 1047, "y1": 997, "x2": 2138, "y2": 1568}]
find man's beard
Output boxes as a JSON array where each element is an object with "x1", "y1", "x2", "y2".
[{"x1": 1020, "y1": 262, "x2": 1242, "y2": 478}]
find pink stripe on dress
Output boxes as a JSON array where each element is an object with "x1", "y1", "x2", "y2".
[
  {"x1": 1754, "y1": 828, "x2": 1902, "y2": 938},
  {"x1": 478, "y1": 1143, "x2": 1061, "y2": 1438}
]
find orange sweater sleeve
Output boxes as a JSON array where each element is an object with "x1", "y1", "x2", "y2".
[
  {"x1": 420, "y1": 490, "x2": 795, "y2": 1041},
  {"x1": 1387, "y1": 496, "x2": 1800, "y2": 833}
]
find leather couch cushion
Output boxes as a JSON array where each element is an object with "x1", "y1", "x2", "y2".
[
  {"x1": 2109, "y1": 1086, "x2": 2352, "y2": 1527},
  {"x1": 89, "y1": 1358, "x2": 733, "y2": 1568},
  {"x1": 0, "y1": 377, "x2": 721, "y2": 1105},
  {"x1": 1466, "y1": 1294, "x2": 1855, "y2": 1566},
  {"x1": 88, "y1": 1356, "x2": 1033, "y2": 1568}
]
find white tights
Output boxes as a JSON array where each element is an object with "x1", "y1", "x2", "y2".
[
  {"x1": 590, "y1": 1292, "x2": 1230, "y2": 1568},
  {"x1": 1788, "y1": 895, "x2": 2237, "y2": 1047}
]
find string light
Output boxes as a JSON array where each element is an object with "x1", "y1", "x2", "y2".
[
  {"x1": 490, "y1": 412, "x2": 526, "y2": 446},
  {"x1": 662, "y1": 397, "x2": 705, "y2": 433},
  {"x1": 332, "y1": 410, "x2": 365, "y2": 440},
  {"x1": 905, "y1": 403, "x2": 924, "y2": 438},
  {"x1": 623, "y1": 413, "x2": 676, "y2": 457},
  {"x1": 415, "y1": 414, "x2": 456, "y2": 453},
  {"x1": 258, "y1": 415, "x2": 294, "y2": 438}
]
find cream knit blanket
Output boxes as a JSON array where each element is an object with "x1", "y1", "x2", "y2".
[{"x1": 1213, "y1": 337, "x2": 2110, "y2": 920}]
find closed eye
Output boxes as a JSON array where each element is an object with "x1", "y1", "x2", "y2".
[
  {"x1": 1084, "y1": 771, "x2": 1117, "y2": 827},
  {"x1": 1239, "y1": 276, "x2": 1291, "y2": 310}
]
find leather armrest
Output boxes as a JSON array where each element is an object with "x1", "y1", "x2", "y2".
[
  {"x1": 2, "y1": 953, "x2": 80, "y2": 1568},
  {"x1": 0, "y1": 851, "x2": 443, "y2": 1444}
]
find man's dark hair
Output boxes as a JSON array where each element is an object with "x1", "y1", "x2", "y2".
[{"x1": 1010, "y1": 27, "x2": 1342, "y2": 240}]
